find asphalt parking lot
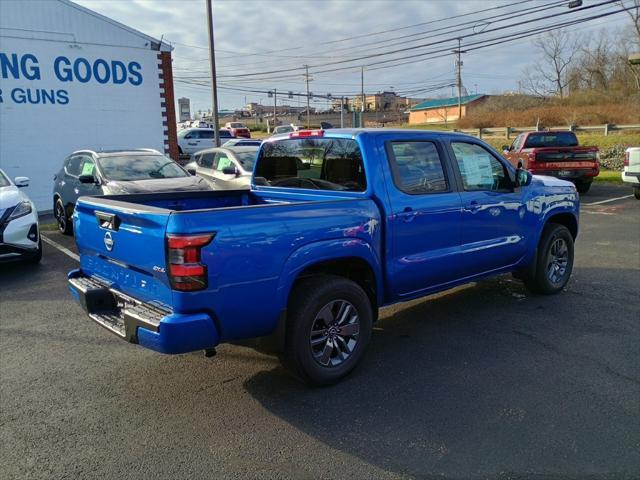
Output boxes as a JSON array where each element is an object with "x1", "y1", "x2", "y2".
[{"x1": 1, "y1": 183, "x2": 638, "y2": 480}]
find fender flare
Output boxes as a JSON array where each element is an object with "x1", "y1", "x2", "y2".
[{"x1": 275, "y1": 238, "x2": 383, "y2": 313}]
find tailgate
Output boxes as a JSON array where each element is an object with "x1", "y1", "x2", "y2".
[
  {"x1": 73, "y1": 197, "x2": 173, "y2": 306},
  {"x1": 534, "y1": 147, "x2": 598, "y2": 164}
]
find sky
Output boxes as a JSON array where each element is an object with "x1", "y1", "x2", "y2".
[{"x1": 73, "y1": 0, "x2": 633, "y2": 116}]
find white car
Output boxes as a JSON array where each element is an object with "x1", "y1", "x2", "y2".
[
  {"x1": 177, "y1": 128, "x2": 234, "y2": 155},
  {"x1": 0, "y1": 169, "x2": 41, "y2": 263},
  {"x1": 622, "y1": 147, "x2": 640, "y2": 200}
]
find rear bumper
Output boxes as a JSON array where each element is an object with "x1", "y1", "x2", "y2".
[
  {"x1": 68, "y1": 269, "x2": 220, "y2": 354},
  {"x1": 622, "y1": 170, "x2": 640, "y2": 185},
  {"x1": 529, "y1": 167, "x2": 599, "y2": 181}
]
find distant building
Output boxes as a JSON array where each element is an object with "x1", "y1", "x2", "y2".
[
  {"x1": 408, "y1": 94, "x2": 487, "y2": 124},
  {"x1": 178, "y1": 97, "x2": 191, "y2": 122},
  {"x1": 349, "y1": 91, "x2": 410, "y2": 112},
  {"x1": 243, "y1": 102, "x2": 314, "y2": 116}
]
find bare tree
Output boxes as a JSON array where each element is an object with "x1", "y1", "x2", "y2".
[
  {"x1": 520, "y1": 30, "x2": 579, "y2": 98},
  {"x1": 618, "y1": 0, "x2": 640, "y2": 44}
]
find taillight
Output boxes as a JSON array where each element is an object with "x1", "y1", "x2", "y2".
[
  {"x1": 624, "y1": 151, "x2": 629, "y2": 167},
  {"x1": 166, "y1": 233, "x2": 214, "y2": 291},
  {"x1": 527, "y1": 152, "x2": 537, "y2": 169}
]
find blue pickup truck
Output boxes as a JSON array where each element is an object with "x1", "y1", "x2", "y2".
[{"x1": 68, "y1": 129, "x2": 579, "y2": 385}]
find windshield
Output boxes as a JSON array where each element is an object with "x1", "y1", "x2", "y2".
[
  {"x1": 98, "y1": 155, "x2": 188, "y2": 181},
  {"x1": 235, "y1": 151, "x2": 258, "y2": 171},
  {"x1": 230, "y1": 123, "x2": 244, "y2": 128},
  {"x1": 0, "y1": 170, "x2": 10, "y2": 187},
  {"x1": 255, "y1": 138, "x2": 366, "y2": 191},
  {"x1": 524, "y1": 132, "x2": 578, "y2": 148}
]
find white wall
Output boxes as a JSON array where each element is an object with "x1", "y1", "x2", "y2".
[{"x1": 0, "y1": 37, "x2": 165, "y2": 211}]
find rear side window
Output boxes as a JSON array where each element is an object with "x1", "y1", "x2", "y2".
[
  {"x1": 255, "y1": 138, "x2": 366, "y2": 191},
  {"x1": 199, "y1": 130, "x2": 214, "y2": 139},
  {"x1": 198, "y1": 153, "x2": 215, "y2": 168},
  {"x1": 387, "y1": 141, "x2": 448, "y2": 194},
  {"x1": 524, "y1": 132, "x2": 578, "y2": 148},
  {"x1": 65, "y1": 156, "x2": 83, "y2": 176}
]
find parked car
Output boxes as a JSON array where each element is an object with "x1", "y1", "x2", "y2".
[
  {"x1": 185, "y1": 147, "x2": 259, "y2": 190},
  {"x1": 222, "y1": 138, "x2": 262, "y2": 148},
  {"x1": 53, "y1": 149, "x2": 211, "y2": 235},
  {"x1": 68, "y1": 129, "x2": 579, "y2": 385},
  {"x1": 622, "y1": 147, "x2": 640, "y2": 199},
  {"x1": 503, "y1": 131, "x2": 599, "y2": 193},
  {"x1": 177, "y1": 128, "x2": 234, "y2": 155},
  {"x1": 271, "y1": 124, "x2": 301, "y2": 136},
  {"x1": 224, "y1": 122, "x2": 251, "y2": 138},
  {"x1": 0, "y1": 169, "x2": 41, "y2": 263}
]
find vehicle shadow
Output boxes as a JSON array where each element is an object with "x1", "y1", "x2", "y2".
[{"x1": 242, "y1": 273, "x2": 640, "y2": 478}]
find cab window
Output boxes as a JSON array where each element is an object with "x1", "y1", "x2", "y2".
[
  {"x1": 451, "y1": 142, "x2": 513, "y2": 192},
  {"x1": 387, "y1": 141, "x2": 448, "y2": 194}
]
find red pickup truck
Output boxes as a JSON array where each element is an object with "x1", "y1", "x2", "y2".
[
  {"x1": 224, "y1": 122, "x2": 251, "y2": 138},
  {"x1": 503, "y1": 131, "x2": 599, "y2": 193}
]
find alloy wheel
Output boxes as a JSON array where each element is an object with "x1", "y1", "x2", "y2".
[
  {"x1": 546, "y1": 237, "x2": 569, "y2": 284},
  {"x1": 309, "y1": 300, "x2": 360, "y2": 368}
]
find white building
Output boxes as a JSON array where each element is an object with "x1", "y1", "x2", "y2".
[{"x1": 0, "y1": 0, "x2": 178, "y2": 211}]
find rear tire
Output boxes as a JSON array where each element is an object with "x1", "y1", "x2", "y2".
[
  {"x1": 523, "y1": 223, "x2": 574, "y2": 295},
  {"x1": 54, "y1": 198, "x2": 72, "y2": 235},
  {"x1": 575, "y1": 181, "x2": 591, "y2": 194},
  {"x1": 281, "y1": 275, "x2": 373, "y2": 386},
  {"x1": 634, "y1": 187, "x2": 640, "y2": 200}
]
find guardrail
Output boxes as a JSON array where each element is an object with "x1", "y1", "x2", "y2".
[{"x1": 455, "y1": 124, "x2": 640, "y2": 139}]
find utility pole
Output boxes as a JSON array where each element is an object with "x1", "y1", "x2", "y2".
[
  {"x1": 304, "y1": 65, "x2": 311, "y2": 128},
  {"x1": 340, "y1": 96, "x2": 344, "y2": 128},
  {"x1": 360, "y1": 66, "x2": 365, "y2": 113},
  {"x1": 205, "y1": 0, "x2": 220, "y2": 147},
  {"x1": 453, "y1": 38, "x2": 467, "y2": 122},
  {"x1": 273, "y1": 88, "x2": 277, "y2": 126}
]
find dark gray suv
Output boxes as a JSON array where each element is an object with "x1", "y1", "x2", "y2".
[{"x1": 53, "y1": 149, "x2": 211, "y2": 235}]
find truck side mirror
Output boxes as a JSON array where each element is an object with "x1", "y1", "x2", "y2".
[
  {"x1": 501, "y1": 145, "x2": 510, "y2": 152},
  {"x1": 516, "y1": 168, "x2": 532, "y2": 187},
  {"x1": 187, "y1": 168, "x2": 197, "y2": 175}
]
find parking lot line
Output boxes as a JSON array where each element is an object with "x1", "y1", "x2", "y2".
[
  {"x1": 41, "y1": 234, "x2": 80, "y2": 261},
  {"x1": 584, "y1": 195, "x2": 633, "y2": 206}
]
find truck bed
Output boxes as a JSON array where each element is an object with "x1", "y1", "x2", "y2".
[{"x1": 72, "y1": 188, "x2": 382, "y2": 343}]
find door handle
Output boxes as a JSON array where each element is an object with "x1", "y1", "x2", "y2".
[
  {"x1": 398, "y1": 207, "x2": 418, "y2": 222},
  {"x1": 464, "y1": 201, "x2": 481, "y2": 213}
]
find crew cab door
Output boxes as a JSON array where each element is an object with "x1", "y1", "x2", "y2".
[
  {"x1": 383, "y1": 138, "x2": 463, "y2": 297},
  {"x1": 448, "y1": 140, "x2": 527, "y2": 276}
]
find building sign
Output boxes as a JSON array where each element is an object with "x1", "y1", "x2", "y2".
[{"x1": 0, "y1": 52, "x2": 144, "y2": 106}]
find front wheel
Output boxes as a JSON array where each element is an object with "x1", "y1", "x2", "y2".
[
  {"x1": 54, "y1": 198, "x2": 72, "y2": 235},
  {"x1": 634, "y1": 187, "x2": 640, "y2": 200},
  {"x1": 25, "y1": 238, "x2": 42, "y2": 264},
  {"x1": 523, "y1": 223, "x2": 574, "y2": 295},
  {"x1": 282, "y1": 275, "x2": 373, "y2": 386}
]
